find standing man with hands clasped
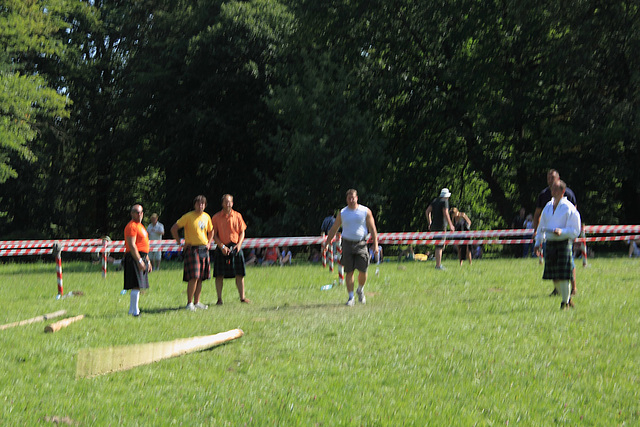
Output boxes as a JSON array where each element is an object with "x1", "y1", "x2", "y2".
[
  {"x1": 533, "y1": 169, "x2": 579, "y2": 295},
  {"x1": 124, "y1": 204, "x2": 152, "y2": 317},
  {"x1": 212, "y1": 194, "x2": 250, "y2": 305},
  {"x1": 171, "y1": 195, "x2": 214, "y2": 311},
  {"x1": 324, "y1": 189, "x2": 379, "y2": 307},
  {"x1": 535, "y1": 180, "x2": 581, "y2": 310}
]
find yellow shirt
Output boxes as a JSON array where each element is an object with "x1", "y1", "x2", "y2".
[{"x1": 176, "y1": 211, "x2": 213, "y2": 246}]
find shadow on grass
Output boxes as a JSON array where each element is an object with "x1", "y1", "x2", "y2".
[
  {"x1": 140, "y1": 306, "x2": 186, "y2": 314},
  {"x1": 0, "y1": 260, "x2": 185, "y2": 275},
  {"x1": 262, "y1": 303, "x2": 343, "y2": 311}
]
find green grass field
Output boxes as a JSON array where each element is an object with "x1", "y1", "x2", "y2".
[{"x1": 1, "y1": 256, "x2": 639, "y2": 425}]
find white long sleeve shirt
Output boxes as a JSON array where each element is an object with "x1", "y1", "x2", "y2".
[{"x1": 535, "y1": 197, "x2": 581, "y2": 247}]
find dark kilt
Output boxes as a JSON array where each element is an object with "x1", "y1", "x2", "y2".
[
  {"x1": 543, "y1": 240, "x2": 572, "y2": 280},
  {"x1": 124, "y1": 252, "x2": 150, "y2": 290},
  {"x1": 182, "y1": 246, "x2": 210, "y2": 282},
  {"x1": 213, "y1": 244, "x2": 246, "y2": 278}
]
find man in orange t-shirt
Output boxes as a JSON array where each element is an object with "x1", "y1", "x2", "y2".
[
  {"x1": 211, "y1": 194, "x2": 249, "y2": 305},
  {"x1": 124, "y1": 204, "x2": 152, "y2": 316}
]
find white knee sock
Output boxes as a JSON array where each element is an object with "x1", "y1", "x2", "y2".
[
  {"x1": 559, "y1": 281, "x2": 570, "y2": 304},
  {"x1": 129, "y1": 290, "x2": 140, "y2": 315}
]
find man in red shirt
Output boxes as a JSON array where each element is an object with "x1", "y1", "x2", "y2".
[
  {"x1": 124, "y1": 204, "x2": 152, "y2": 316},
  {"x1": 211, "y1": 194, "x2": 250, "y2": 305}
]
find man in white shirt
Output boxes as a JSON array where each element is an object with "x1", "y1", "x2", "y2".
[
  {"x1": 535, "y1": 180, "x2": 581, "y2": 310},
  {"x1": 324, "y1": 189, "x2": 379, "y2": 306},
  {"x1": 146, "y1": 213, "x2": 165, "y2": 271}
]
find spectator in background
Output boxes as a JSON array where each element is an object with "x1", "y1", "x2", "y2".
[
  {"x1": 262, "y1": 246, "x2": 280, "y2": 266},
  {"x1": 280, "y1": 246, "x2": 292, "y2": 266},
  {"x1": 321, "y1": 211, "x2": 336, "y2": 236},
  {"x1": 123, "y1": 204, "x2": 152, "y2": 316},
  {"x1": 309, "y1": 247, "x2": 322, "y2": 263},
  {"x1": 146, "y1": 213, "x2": 165, "y2": 271},
  {"x1": 628, "y1": 237, "x2": 640, "y2": 258},
  {"x1": 321, "y1": 211, "x2": 338, "y2": 262},
  {"x1": 399, "y1": 245, "x2": 415, "y2": 262},
  {"x1": 425, "y1": 188, "x2": 455, "y2": 270},
  {"x1": 245, "y1": 248, "x2": 258, "y2": 266},
  {"x1": 451, "y1": 207, "x2": 472, "y2": 266}
]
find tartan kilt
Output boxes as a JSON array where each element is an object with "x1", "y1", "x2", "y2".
[
  {"x1": 542, "y1": 240, "x2": 572, "y2": 280},
  {"x1": 213, "y1": 245, "x2": 246, "y2": 278},
  {"x1": 182, "y1": 246, "x2": 210, "y2": 282}
]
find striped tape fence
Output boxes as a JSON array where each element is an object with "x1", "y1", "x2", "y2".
[{"x1": 1, "y1": 225, "x2": 639, "y2": 297}]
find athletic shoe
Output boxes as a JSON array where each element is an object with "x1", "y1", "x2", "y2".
[
  {"x1": 356, "y1": 288, "x2": 366, "y2": 304},
  {"x1": 549, "y1": 288, "x2": 559, "y2": 297},
  {"x1": 186, "y1": 302, "x2": 196, "y2": 311},
  {"x1": 345, "y1": 298, "x2": 355, "y2": 307},
  {"x1": 194, "y1": 302, "x2": 208, "y2": 310},
  {"x1": 435, "y1": 265, "x2": 445, "y2": 270}
]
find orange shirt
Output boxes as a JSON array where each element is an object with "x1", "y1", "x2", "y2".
[
  {"x1": 212, "y1": 209, "x2": 246, "y2": 244},
  {"x1": 264, "y1": 247, "x2": 278, "y2": 262},
  {"x1": 124, "y1": 220, "x2": 150, "y2": 253}
]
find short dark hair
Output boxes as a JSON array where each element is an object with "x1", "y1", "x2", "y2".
[
  {"x1": 193, "y1": 195, "x2": 207, "y2": 206},
  {"x1": 222, "y1": 194, "x2": 233, "y2": 203},
  {"x1": 346, "y1": 189, "x2": 358, "y2": 197}
]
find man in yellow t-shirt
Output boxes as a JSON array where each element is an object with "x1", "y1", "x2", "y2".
[{"x1": 170, "y1": 195, "x2": 213, "y2": 311}]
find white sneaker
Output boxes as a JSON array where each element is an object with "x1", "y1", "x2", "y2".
[
  {"x1": 194, "y1": 302, "x2": 208, "y2": 310},
  {"x1": 346, "y1": 298, "x2": 355, "y2": 307},
  {"x1": 186, "y1": 302, "x2": 196, "y2": 311},
  {"x1": 356, "y1": 288, "x2": 366, "y2": 304}
]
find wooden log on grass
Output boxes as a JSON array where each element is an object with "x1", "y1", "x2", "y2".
[
  {"x1": 76, "y1": 328, "x2": 244, "y2": 378},
  {"x1": 0, "y1": 310, "x2": 67, "y2": 331},
  {"x1": 44, "y1": 314, "x2": 85, "y2": 333}
]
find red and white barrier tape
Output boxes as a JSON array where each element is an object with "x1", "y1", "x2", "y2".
[{"x1": 1, "y1": 228, "x2": 640, "y2": 256}]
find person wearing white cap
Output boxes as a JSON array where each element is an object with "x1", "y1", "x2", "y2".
[{"x1": 425, "y1": 188, "x2": 455, "y2": 269}]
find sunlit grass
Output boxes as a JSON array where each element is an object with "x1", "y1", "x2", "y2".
[{"x1": 1, "y1": 257, "x2": 639, "y2": 424}]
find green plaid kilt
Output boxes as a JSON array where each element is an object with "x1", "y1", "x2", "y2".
[{"x1": 542, "y1": 240, "x2": 572, "y2": 280}]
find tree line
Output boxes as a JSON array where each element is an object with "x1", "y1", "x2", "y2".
[{"x1": 1, "y1": 0, "x2": 638, "y2": 240}]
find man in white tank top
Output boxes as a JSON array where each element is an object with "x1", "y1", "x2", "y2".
[{"x1": 323, "y1": 189, "x2": 379, "y2": 306}]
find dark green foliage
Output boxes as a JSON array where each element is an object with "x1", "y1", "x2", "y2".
[{"x1": 1, "y1": 0, "x2": 638, "y2": 240}]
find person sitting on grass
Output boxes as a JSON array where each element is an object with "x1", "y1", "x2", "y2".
[{"x1": 280, "y1": 246, "x2": 292, "y2": 266}]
